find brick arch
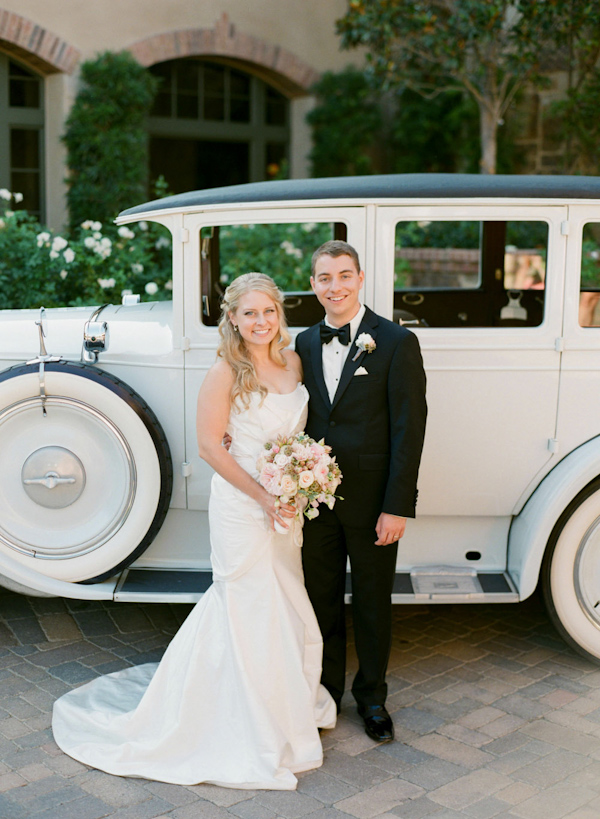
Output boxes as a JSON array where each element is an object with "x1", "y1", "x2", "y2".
[
  {"x1": 0, "y1": 9, "x2": 80, "y2": 74},
  {"x1": 127, "y1": 13, "x2": 319, "y2": 97}
]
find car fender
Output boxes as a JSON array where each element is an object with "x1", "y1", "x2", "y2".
[
  {"x1": 508, "y1": 435, "x2": 600, "y2": 600},
  {"x1": 0, "y1": 556, "x2": 114, "y2": 600}
]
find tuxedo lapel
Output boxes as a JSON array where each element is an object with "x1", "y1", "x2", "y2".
[
  {"x1": 309, "y1": 325, "x2": 331, "y2": 408},
  {"x1": 330, "y1": 308, "x2": 379, "y2": 412}
]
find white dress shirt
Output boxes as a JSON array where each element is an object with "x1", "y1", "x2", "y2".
[{"x1": 322, "y1": 304, "x2": 366, "y2": 402}]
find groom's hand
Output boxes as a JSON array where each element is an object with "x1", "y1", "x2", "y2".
[{"x1": 375, "y1": 513, "x2": 406, "y2": 545}]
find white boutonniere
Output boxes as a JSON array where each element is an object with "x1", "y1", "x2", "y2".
[{"x1": 352, "y1": 332, "x2": 376, "y2": 361}]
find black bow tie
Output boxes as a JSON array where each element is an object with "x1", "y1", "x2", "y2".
[{"x1": 320, "y1": 322, "x2": 351, "y2": 346}]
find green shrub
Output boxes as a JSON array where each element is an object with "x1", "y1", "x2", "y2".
[
  {"x1": 213, "y1": 222, "x2": 333, "y2": 291},
  {"x1": 63, "y1": 51, "x2": 157, "y2": 230},
  {"x1": 307, "y1": 67, "x2": 382, "y2": 177}
]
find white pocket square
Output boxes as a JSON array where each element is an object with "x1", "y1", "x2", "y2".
[{"x1": 354, "y1": 366, "x2": 369, "y2": 376}]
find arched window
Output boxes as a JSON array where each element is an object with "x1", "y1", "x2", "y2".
[
  {"x1": 0, "y1": 55, "x2": 44, "y2": 218},
  {"x1": 148, "y1": 59, "x2": 289, "y2": 193}
]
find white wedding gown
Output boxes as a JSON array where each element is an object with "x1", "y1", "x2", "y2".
[{"x1": 52, "y1": 383, "x2": 336, "y2": 790}]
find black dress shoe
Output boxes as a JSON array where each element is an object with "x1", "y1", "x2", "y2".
[{"x1": 358, "y1": 705, "x2": 394, "y2": 743}]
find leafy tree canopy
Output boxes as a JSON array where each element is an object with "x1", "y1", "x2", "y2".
[
  {"x1": 307, "y1": 67, "x2": 382, "y2": 177},
  {"x1": 337, "y1": 0, "x2": 561, "y2": 173}
]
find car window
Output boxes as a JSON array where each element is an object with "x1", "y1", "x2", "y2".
[
  {"x1": 199, "y1": 221, "x2": 347, "y2": 327},
  {"x1": 580, "y1": 223, "x2": 600, "y2": 327},
  {"x1": 393, "y1": 220, "x2": 548, "y2": 328}
]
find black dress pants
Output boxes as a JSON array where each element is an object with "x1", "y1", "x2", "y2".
[{"x1": 301, "y1": 505, "x2": 398, "y2": 708}]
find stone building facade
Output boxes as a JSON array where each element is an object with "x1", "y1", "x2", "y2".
[{"x1": 0, "y1": 1, "x2": 358, "y2": 229}]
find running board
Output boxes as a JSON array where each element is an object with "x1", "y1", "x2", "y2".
[
  {"x1": 114, "y1": 567, "x2": 518, "y2": 604},
  {"x1": 114, "y1": 569, "x2": 213, "y2": 603}
]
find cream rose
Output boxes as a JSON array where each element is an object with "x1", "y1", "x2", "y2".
[
  {"x1": 280, "y1": 474, "x2": 298, "y2": 496},
  {"x1": 298, "y1": 470, "x2": 315, "y2": 489}
]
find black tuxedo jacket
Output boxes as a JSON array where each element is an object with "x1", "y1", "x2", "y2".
[{"x1": 296, "y1": 306, "x2": 427, "y2": 529}]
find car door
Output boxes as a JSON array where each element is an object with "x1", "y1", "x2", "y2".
[
  {"x1": 181, "y1": 205, "x2": 367, "y2": 565},
  {"x1": 373, "y1": 204, "x2": 568, "y2": 571}
]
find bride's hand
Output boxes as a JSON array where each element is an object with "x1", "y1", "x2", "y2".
[{"x1": 259, "y1": 492, "x2": 296, "y2": 530}]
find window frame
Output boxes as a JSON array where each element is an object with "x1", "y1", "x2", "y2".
[
  {"x1": 373, "y1": 205, "x2": 566, "y2": 340},
  {"x1": 181, "y1": 207, "x2": 367, "y2": 341},
  {"x1": 0, "y1": 55, "x2": 44, "y2": 220},
  {"x1": 147, "y1": 58, "x2": 289, "y2": 189}
]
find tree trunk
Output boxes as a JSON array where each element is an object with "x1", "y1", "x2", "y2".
[{"x1": 479, "y1": 104, "x2": 498, "y2": 174}]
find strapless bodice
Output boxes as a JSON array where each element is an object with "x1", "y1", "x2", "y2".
[{"x1": 227, "y1": 383, "x2": 309, "y2": 479}]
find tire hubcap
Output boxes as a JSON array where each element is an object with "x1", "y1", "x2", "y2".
[{"x1": 22, "y1": 446, "x2": 86, "y2": 509}]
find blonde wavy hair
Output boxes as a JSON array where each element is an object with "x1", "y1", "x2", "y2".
[{"x1": 217, "y1": 272, "x2": 291, "y2": 408}]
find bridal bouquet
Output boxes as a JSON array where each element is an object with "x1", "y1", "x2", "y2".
[{"x1": 258, "y1": 432, "x2": 343, "y2": 521}]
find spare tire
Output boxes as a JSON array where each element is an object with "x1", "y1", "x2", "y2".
[{"x1": 0, "y1": 360, "x2": 172, "y2": 583}]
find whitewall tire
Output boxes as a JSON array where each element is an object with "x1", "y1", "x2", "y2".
[
  {"x1": 542, "y1": 478, "x2": 600, "y2": 662},
  {"x1": 0, "y1": 361, "x2": 172, "y2": 583}
]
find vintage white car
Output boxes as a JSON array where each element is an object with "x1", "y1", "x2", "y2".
[{"x1": 1, "y1": 174, "x2": 600, "y2": 662}]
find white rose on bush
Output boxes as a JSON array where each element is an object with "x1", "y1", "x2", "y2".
[
  {"x1": 51, "y1": 236, "x2": 68, "y2": 253},
  {"x1": 145, "y1": 281, "x2": 158, "y2": 295},
  {"x1": 118, "y1": 226, "x2": 135, "y2": 240},
  {"x1": 63, "y1": 248, "x2": 75, "y2": 264},
  {"x1": 94, "y1": 237, "x2": 112, "y2": 259}
]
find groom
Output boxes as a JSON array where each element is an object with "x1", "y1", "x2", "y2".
[{"x1": 296, "y1": 240, "x2": 427, "y2": 743}]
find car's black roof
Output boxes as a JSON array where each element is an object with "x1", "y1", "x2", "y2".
[{"x1": 118, "y1": 173, "x2": 600, "y2": 218}]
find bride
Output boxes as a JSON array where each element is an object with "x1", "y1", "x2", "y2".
[{"x1": 52, "y1": 272, "x2": 337, "y2": 790}]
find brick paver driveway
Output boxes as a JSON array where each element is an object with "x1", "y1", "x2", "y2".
[{"x1": 1, "y1": 590, "x2": 600, "y2": 819}]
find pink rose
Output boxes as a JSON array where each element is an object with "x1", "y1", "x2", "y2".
[
  {"x1": 292, "y1": 444, "x2": 312, "y2": 462},
  {"x1": 260, "y1": 463, "x2": 282, "y2": 494},
  {"x1": 313, "y1": 463, "x2": 330, "y2": 487}
]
